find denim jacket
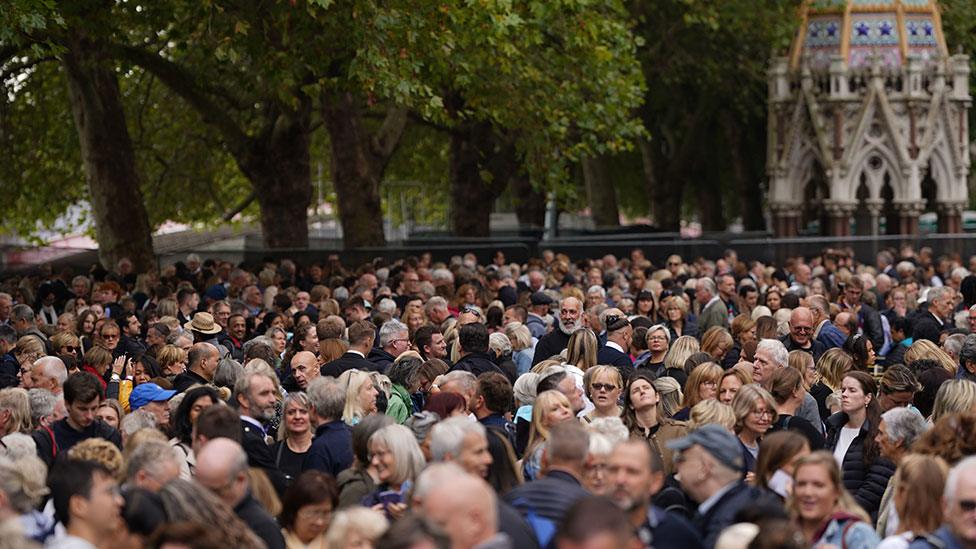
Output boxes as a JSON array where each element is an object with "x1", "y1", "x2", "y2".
[{"x1": 814, "y1": 514, "x2": 881, "y2": 549}]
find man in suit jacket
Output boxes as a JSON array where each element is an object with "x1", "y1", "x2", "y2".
[
  {"x1": 669, "y1": 425, "x2": 783, "y2": 548},
  {"x1": 809, "y1": 295, "x2": 847, "y2": 350},
  {"x1": 597, "y1": 312, "x2": 634, "y2": 377},
  {"x1": 913, "y1": 286, "x2": 954, "y2": 344},
  {"x1": 321, "y1": 319, "x2": 380, "y2": 377},
  {"x1": 696, "y1": 278, "x2": 729, "y2": 335},
  {"x1": 235, "y1": 369, "x2": 287, "y2": 495}
]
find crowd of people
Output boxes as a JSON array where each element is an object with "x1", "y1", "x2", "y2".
[{"x1": 0, "y1": 245, "x2": 976, "y2": 548}]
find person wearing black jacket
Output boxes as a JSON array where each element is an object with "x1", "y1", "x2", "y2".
[
  {"x1": 32, "y1": 372, "x2": 122, "y2": 467},
  {"x1": 234, "y1": 369, "x2": 287, "y2": 496},
  {"x1": 531, "y1": 297, "x2": 583, "y2": 365},
  {"x1": 448, "y1": 323, "x2": 506, "y2": 381},
  {"x1": 839, "y1": 277, "x2": 885, "y2": 353},
  {"x1": 824, "y1": 371, "x2": 895, "y2": 522},
  {"x1": 912, "y1": 286, "x2": 954, "y2": 344},
  {"x1": 320, "y1": 320, "x2": 380, "y2": 377}
]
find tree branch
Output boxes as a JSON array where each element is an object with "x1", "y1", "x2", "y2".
[
  {"x1": 222, "y1": 190, "x2": 256, "y2": 220},
  {"x1": 371, "y1": 106, "x2": 408, "y2": 160},
  {"x1": 111, "y1": 43, "x2": 250, "y2": 156}
]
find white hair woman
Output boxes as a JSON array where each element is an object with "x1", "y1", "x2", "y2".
[{"x1": 361, "y1": 424, "x2": 426, "y2": 521}]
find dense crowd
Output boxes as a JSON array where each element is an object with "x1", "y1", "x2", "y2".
[{"x1": 1, "y1": 246, "x2": 976, "y2": 548}]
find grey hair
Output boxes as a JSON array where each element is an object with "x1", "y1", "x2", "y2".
[
  {"x1": 513, "y1": 372, "x2": 540, "y2": 406},
  {"x1": 376, "y1": 298, "x2": 397, "y2": 315},
  {"x1": 430, "y1": 417, "x2": 486, "y2": 461},
  {"x1": 880, "y1": 407, "x2": 929, "y2": 449},
  {"x1": 34, "y1": 357, "x2": 67, "y2": 386},
  {"x1": 10, "y1": 304, "x2": 33, "y2": 323},
  {"x1": 414, "y1": 462, "x2": 467, "y2": 500},
  {"x1": 488, "y1": 332, "x2": 511, "y2": 355},
  {"x1": 405, "y1": 411, "x2": 441, "y2": 446},
  {"x1": 439, "y1": 370, "x2": 478, "y2": 394},
  {"x1": 946, "y1": 455, "x2": 976, "y2": 502},
  {"x1": 587, "y1": 285, "x2": 606, "y2": 298},
  {"x1": 379, "y1": 319, "x2": 408, "y2": 347},
  {"x1": 369, "y1": 424, "x2": 426, "y2": 486},
  {"x1": 214, "y1": 356, "x2": 244, "y2": 389},
  {"x1": 125, "y1": 440, "x2": 180, "y2": 484},
  {"x1": 241, "y1": 336, "x2": 275, "y2": 357},
  {"x1": 120, "y1": 409, "x2": 157, "y2": 438},
  {"x1": 277, "y1": 392, "x2": 310, "y2": 441},
  {"x1": 928, "y1": 286, "x2": 952, "y2": 305},
  {"x1": 757, "y1": 338, "x2": 789, "y2": 368},
  {"x1": 944, "y1": 333, "x2": 966, "y2": 358},
  {"x1": 959, "y1": 334, "x2": 976, "y2": 365},
  {"x1": 584, "y1": 417, "x2": 629, "y2": 445},
  {"x1": 0, "y1": 433, "x2": 37, "y2": 460},
  {"x1": 27, "y1": 389, "x2": 56, "y2": 428},
  {"x1": 646, "y1": 324, "x2": 671, "y2": 344},
  {"x1": 697, "y1": 278, "x2": 717, "y2": 295},
  {"x1": 0, "y1": 454, "x2": 48, "y2": 513},
  {"x1": 307, "y1": 377, "x2": 345, "y2": 421}
]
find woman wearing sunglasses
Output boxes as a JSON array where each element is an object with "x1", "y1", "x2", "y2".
[{"x1": 582, "y1": 365, "x2": 623, "y2": 422}]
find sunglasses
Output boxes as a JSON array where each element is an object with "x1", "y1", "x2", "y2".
[
  {"x1": 591, "y1": 383, "x2": 617, "y2": 392},
  {"x1": 960, "y1": 500, "x2": 976, "y2": 513}
]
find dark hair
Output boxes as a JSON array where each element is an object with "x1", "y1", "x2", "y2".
[
  {"x1": 622, "y1": 371, "x2": 658, "y2": 432},
  {"x1": 476, "y1": 372, "x2": 512, "y2": 414},
  {"x1": 122, "y1": 488, "x2": 167, "y2": 537},
  {"x1": 684, "y1": 351, "x2": 714, "y2": 375},
  {"x1": 485, "y1": 306, "x2": 504, "y2": 331},
  {"x1": 48, "y1": 458, "x2": 112, "y2": 526},
  {"x1": 351, "y1": 414, "x2": 395, "y2": 467},
  {"x1": 387, "y1": 357, "x2": 422, "y2": 389},
  {"x1": 844, "y1": 334, "x2": 873, "y2": 369},
  {"x1": 412, "y1": 325, "x2": 440, "y2": 360},
  {"x1": 194, "y1": 405, "x2": 242, "y2": 443},
  {"x1": 173, "y1": 386, "x2": 223, "y2": 444},
  {"x1": 891, "y1": 316, "x2": 910, "y2": 335},
  {"x1": 845, "y1": 370, "x2": 883, "y2": 464},
  {"x1": 279, "y1": 471, "x2": 338, "y2": 530},
  {"x1": 377, "y1": 514, "x2": 450, "y2": 549},
  {"x1": 458, "y1": 323, "x2": 489, "y2": 354},
  {"x1": 423, "y1": 392, "x2": 466, "y2": 419},
  {"x1": 64, "y1": 372, "x2": 103, "y2": 405},
  {"x1": 555, "y1": 496, "x2": 635, "y2": 546},
  {"x1": 913, "y1": 362, "x2": 953, "y2": 418},
  {"x1": 535, "y1": 371, "x2": 568, "y2": 395},
  {"x1": 755, "y1": 431, "x2": 808, "y2": 491}
]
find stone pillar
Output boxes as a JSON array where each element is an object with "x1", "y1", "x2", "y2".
[
  {"x1": 864, "y1": 199, "x2": 885, "y2": 236},
  {"x1": 770, "y1": 203, "x2": 801, "y2": 237},
  {"x1": 892, "y1": 202, "x2": 925, "y2": 235},
  {"x1": 937, "y1": 202, "x2": 965, "y2": 234},
  {"x1": 822, "y1": 201, "x2": 856, "y2": 237}
]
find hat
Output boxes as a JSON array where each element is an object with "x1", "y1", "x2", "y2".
[
  {"x1": 129, "y1": 383, "x2": 177, "y2": 411},
  {"x1": 667, "y1": 424, "x2": 744, "y2": 472},
  {"x1": 204, "y1": 284, "x2": 228, "y2": 301},
  {"x1": 184, "y1": 312, "x2": 222, "y2": 335},
  {"x1": 530, "y1": 291, "x2": 553, "y2": 306}
]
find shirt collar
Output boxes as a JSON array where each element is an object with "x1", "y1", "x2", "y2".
[
  {"x1": 348, "y1": 349, "x2": 365, "y2": 358},
  {"x1": 606, "y1": 340, "x2": 625, "y2": 353},
  {"x1": 240, "y1": 415, "x2": 266, "y2": 435},
  {"x1": 706, "y1": 295, "x2": 721, "y2": 309},
  {"x1": 698, "y1": 480, "x2": 738, "y2": 516}
]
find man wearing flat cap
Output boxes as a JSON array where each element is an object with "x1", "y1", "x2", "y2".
[
  {"x1": 525, "y1": 291, "x2": 552, "y2": 339},
  {"x1": 668, "y1": 425, "x2": 783, "y2": 548}
]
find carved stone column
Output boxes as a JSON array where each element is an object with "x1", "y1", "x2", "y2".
[
  {"x1": 822, "y1": 200, "x2": 857, "y2": 237},
  {"x1": 892, "y1": 202, "x2": 926, "y2": 235},
  {"x1": 863, "y1": 199, "x2": 885, "y2": 236},
  {"x1": 770, "y1": 202, "x2": 801, "y2": 237},
  {"x1": 937, "y1": 201, "x2": 966, "y2": 234}
]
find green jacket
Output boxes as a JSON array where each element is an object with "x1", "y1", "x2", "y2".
[{"x1": 386, "y1": 384, "x2": 414, "y2": 424}]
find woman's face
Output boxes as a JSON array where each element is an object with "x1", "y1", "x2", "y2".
[
  {"x1": 766, "y1": 292, "x2": 781, "y2": 311},
  {"x1": 273, "y1": 331, "x2": 287, "y2": 353},
  {"x1": 743, "y1": 398, "x2": 773, "y2": 436},
  {"x1": 285, "y1": 401, "x2": 311, "y2": 435},
  {"x1": 96, "y1": 406, "x2": 119, "y2": 429},
  {"x1": 666, "y1": 304, "x2": 682, "y2": 322},
  {"x1": 132, "y1": 362, "x2": 151, "y2": 386},
  {"x1": 719, "y1": 375, "x2": 743, "y2": 405},
  {"x1": 628, "y1": 379, "x2": 658, "y2": 412},
  {"x1": 698, "y1": 377, "x2": 718, "y2": 402},
  {"x1": 637, "y1": 298, "x2": 654, "y2": 316},
  {"x1": 543, "y1": 398, "x2": 574, "y2": 426},
  {"x1": 57, "y1": 315, "x2": 75, "y2": 334},
  {"x1": 647, "y1": 330, "x2": 669, "y2": 354},
  {"x1": 188, "y1": 395, "x2": 215, "y2": 426},
  {"x1": 358, "y1": 380, "x2": 379, "y2": 414},
  {"x1": 793, "y1": 463, "x2": 838, "y2": 524},
  {"x1": 271, "y1": 316, "x2": 285, "y2": 330},
  {"x1": 840, "y1": 376, "x2": 869, "y2": 415},
  {"x1": 740, "y1": 326, "x2": 758, "y2": 345},
  {"x1": 709, "y1": 343, "x2": 729, "y2": 361},
  {"x1": 406, "y1": 313, "x2": 424, "y2": 332},
  {"x1": 370, "y1": 440, "x2": 397, "y2": 485},
  {"x1": 589, "y1": 373, "x2": 622, "y2": 411},
  {"x1": 292, "y1": 500, "x2": 333, "y2": 543},
  {"x1": 82, "y1": 315, "x2": 95, "y2": 334},
  {"x1": 865, "y1": 341, "x2": 876, "y2": 366},
  {"x1": 300, "y1": 328, "x2": 319, "y2": 354},
  {"x1": 745, "y1": 291, "x2": 759, "y2": 309}
]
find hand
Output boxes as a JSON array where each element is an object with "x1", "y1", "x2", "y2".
[
  {"x1": 111, "y1": 355, "x2": 128, "y2": 376},
  {"x1": 744, "y1": 471, "x2": 756, "y2": 485},
  {"x1": 386, "y1": 502, "x2": 407, "y2": 520}
]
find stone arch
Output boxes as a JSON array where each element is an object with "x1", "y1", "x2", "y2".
[
  {"x1": 847, "y1": 143, "x2": 904, "y2": 202},
  {"x1": 801, "y1": 159, "x2": 830, "y2": 235},
  {"x1": 928, "y1": 141, "x2": 955, "y2": 202}
]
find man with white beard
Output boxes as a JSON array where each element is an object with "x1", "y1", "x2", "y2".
[{"x1": 532, "y1": 297, "x2": 583, "y2": 365}]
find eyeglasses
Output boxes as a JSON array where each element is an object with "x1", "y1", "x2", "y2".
[
  {"x1": 751, "y1": 409, "x2": 773, "y2": 418},
  {"x1": 101, "y1": 333, "x2": 119, "y2": 340},
  {"x1": 791, "y1": 326, "x2": 813, "y2": 333},
  {"x1": 461, "y1": 307, "x2": 482, "y2": 317},
  {"x1": 959, "y1": 500, "x2": 976, "y2": 513},
  {"x1": 64, "y1": 346, "x2": 79, "y2": 353},
  {"x1": 591, "y1": 383, "x2": 617, "y2": 392},
  {"x1": 647, "y1": 336, "x2": 668, "y2": 342},
  {"x1": 298, "y1": 507, "x2": 332, "y2": 521}
]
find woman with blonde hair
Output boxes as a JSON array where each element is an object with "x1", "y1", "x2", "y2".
[
  {"x1": 582, "y1": 365, "x2": 623, "y2": 421},
  {"x1": 652, "y1": 376, "x2": 684, "y2": 419},
  {"x1": 273, "y1": 392, "x2": 313, "y2": 484},
  {"x1": 788, "y1": 349, "x2": 817, "y2": 390},
  {"x1": 324, "y1": 507, "x2": 388, "y2": 549},
  {"x1": 878, "y1": 454, "x2": 948, "y2": 548},
  {"x1": 930, "y1": 379, "x2": 976, "y2": 423},
  {"x1": 565, "y1": 328, "x2": 598, "y2": 372},
  {"x1": 339, "y1": 370, "x2": 379, "y2": 426},
  {"x1": 673, "y1": 362, "x2": 722, "y2": 421},
  {"x1": 157, "y1": 344, "x2": 188, "y2": 377},
  {"x1": 688, "y1": 399, "x2": 736, "y2": 432},
  {"x1": 361, "y1": 424, "x2": 426, "y2": 519},
  {"x1": 790, "y1": 452, "x2": 880, "y2": 548},
  {"x1": 811, "y1": 347, "x2": 853, "y2": 421},
  {"x1": 701, "y1": 327, "x2": 734, "y2": 365},
  {"x1": 522, "y1": 390, "x2": 575, "y2": 481},
  {"x1": 904, "y1": 339, "x2": 956, "y2": 374},
  {"x1": 505, "y1": 322, "x2": 535, "y2": 376},
  {"x1": 0, "y1": 388, "x2": 32, "y2": 436},
  {"x1": 663, "y1": 295, "x2": 697, "y2": 340},
  {"x1": 663, "y1": 335, "x2": 700, "y2": 380},
  {"x1": 732, "y1": 383, "x2": 778, "y2": 473}
]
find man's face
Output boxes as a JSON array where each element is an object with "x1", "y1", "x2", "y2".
[
  {"x1": 790, "y1": 314, "x2": 813, "y2": 346},
  {"x1": 387, "y1": 331, "x2": 410, "y2": 357},
  {"x1": 878, "y1": 390, "x2": 914, "y2": 412},
  {"x1": 932, "y1": 292, "x2": 953, "y2": 318},
  {"x1": 844, "y1": 285, "x2": 862, "y2": 306},
  {"x1": 244, "y1": 375, "x2": 277, "y2": 421},
  {"x1": 502, "y1": 308, "x2": 519, "y2": 327},
  {"x1": 427, "y1": 333, "x2": 447, "y2": 359},
  {"x1": 75, "y1": 472, "x2": 124, "y2": 537},
  {"x1": 292, "y1": 355, "x2": 320, "y2": 390},
  {"x1": 293, "y1": 292, "x2": 310, "y2": 312},
  {"x1": 458, "y1": 432, "x2": 493, "y2": 479},
  {"x1": 212, "y1": 305, "x2": 231, "y2": 328},
  {"x1": 197, "y1": 465, "x2": 246, "y2": 508},
  {"x1": 752, "y1": 349, "x2": 777, "y2": 384},
  {"x1": 429, "y1": 306, "x2": 449, "y2": 325},
  {"x1": 401, "y1": 273, "x2": 420, "y2": 295},
  {"x1": 243, "y1": 287, "x2": 262, "y2": 306},
  {"x1": 229, "y1": 316, "x2": 246, "y2": 339},
  {"x1": 558, "y1": 376, "x2": 584, "y2": 414},
  {"x1": 30, "y1": 364, "x2": 57, "y2": 392},
  {"x1": 586, "y1": 292, "x2": 604, "y2": 309},
  {"x1": 143, "y1": 400, "x2": 171, "y2": 427},
  {"x1": 0, "y1": 297, "x2": 14, "y2": 320},
  {"x1": 71, "y1": 280, "x2": 89, "y2": 298},
  {"x1": 718, "y1": 276, "x2": 735, "y2": 299},
  {"x1": 560, "y1": 300, "x2": 582, "y2": 331},
  {"x1": 124, "y1": 316, "x2": 141, "y2": 337},
  {"x1": 607, "y1": 443, "x2": 661, "y2": 513},
  {"x1": 344, "y1": 305, "x2": 367, "y2": 324},
  {"x1": 696, "y1": 282, "x2": 711, "y2": 305},
  {"x1": 948, "y1": 474, "x2": 976, "y2": 544},
  {"x1": 68, "y1": 398, "x2": 100, "y2": 429}
]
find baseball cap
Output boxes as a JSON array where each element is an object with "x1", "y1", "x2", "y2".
[
  {"x1": 667, "y1": 424, "x2": 744, "y2": 472},
  {"x1": 129, "y1": 383, "x2": 177, "y2": 411}
]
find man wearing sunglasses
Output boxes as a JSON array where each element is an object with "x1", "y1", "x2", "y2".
[{"x1": 910, "y1": 456, "x2": 976, "y2": 549}]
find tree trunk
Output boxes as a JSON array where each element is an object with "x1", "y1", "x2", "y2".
[
  {"x1": 61, "y1": 20, "x2": 155, "y2": 272},
  {"x1": 241, "y1": 104, "x2": 313, "y2": 249},
  {"x1": 582, "y1": 154, "x2": 620, "y2": 227},
  {"x1": 449, "y1": 123, "x2": 513, "y2": 237},
  {"x1": 323, "y1": 93, "x2": 406, "y2": 249},
  {"x1": 723, "y1": 111, "x2": 765, "y2": 231},
  {"x1": 510, "y1": 174, "x2": 546, "y2": 228},
  {"x1": 640, "y1": 137, "x2": 683, "y2": 231}
]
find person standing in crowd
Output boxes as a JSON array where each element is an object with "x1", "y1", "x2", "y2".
[
  {"x1": 909, "y1": 456, "x2": 976, "y2": 549},
  {"x1": 532, "y1": 297, "x2": 583, "y2": 365},
  {"x1": 47, "y1": 459, "x2": 125, "y2": 549}
]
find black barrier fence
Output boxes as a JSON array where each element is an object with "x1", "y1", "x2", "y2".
[{"x1": 5, "y1": 232, "x2": 976, "y2": 274}]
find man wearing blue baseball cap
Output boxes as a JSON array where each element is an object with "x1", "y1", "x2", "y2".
[
  {"x1": 129, "y1": 382, "x2": 176, "y2": 430},
  {"x1": 668, "y1": 424, "x2": 783, "y2": 548}
]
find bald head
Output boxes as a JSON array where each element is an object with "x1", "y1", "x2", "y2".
[
  {"x1": 195, "y1": 437, "x2": 249, "y2": 506},
  {"x1": 418, "y1": 466, "x2": 497, "y2": 549},
  {"x1": 32, "y1": 356, "x2": 67, "y2": 393},
  {"x1": 290, "y1": 351, "x2": 319, "y2": 389},
  {"x1": 789, "y1": 307, "x2": 814, "y2": 345}
]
